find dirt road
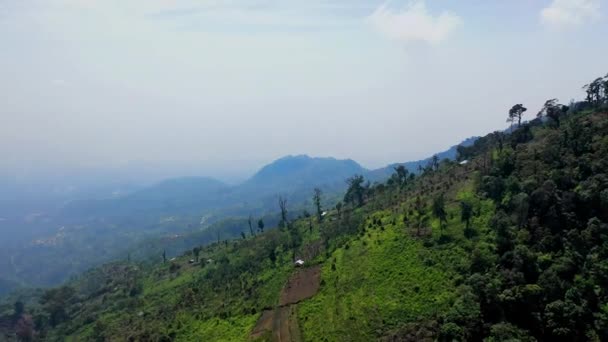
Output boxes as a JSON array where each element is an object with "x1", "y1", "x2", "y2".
[{"x1": 251, "y1": 265, "x2": 321, "y2": 342}]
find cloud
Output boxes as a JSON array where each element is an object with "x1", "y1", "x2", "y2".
[
  {"x1": 367, "y1": 1, "x2": 462, "y2": 45},
  {"x1": 540, "y1": 0, "x2": 600, "y2": 28}
]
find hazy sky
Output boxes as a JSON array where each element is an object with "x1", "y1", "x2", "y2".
[{"x1": 1, "y1": 0, "x2": 607, "y2": 183}]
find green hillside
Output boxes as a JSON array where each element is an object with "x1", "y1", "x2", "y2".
[
  {"x1": 0, "y1": 156, "x2": 366, "y2": 295},
  {"x1": 3, "y1": 74, "x2": 608, "y2": 341}
]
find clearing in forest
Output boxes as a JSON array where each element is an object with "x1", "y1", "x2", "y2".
[{"x1": 251, "y1": 265, "x2": 321, "y2": 342}]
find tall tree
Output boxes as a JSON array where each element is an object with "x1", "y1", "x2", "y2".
[
  {"x1": 248, "y1": 214, "x2": 255, "y2": 237},
  {"x1": 603, "y1": 74, "x2": 608, "y2": 103},
  {"x1": 431, "y1": 155, "x2": 440, "y2": 171},
  {"x1": 393, "y1": 165, "x2": 408, "y2": 188},
  {"x1": 162, "y1": 250, "x2": 166, "y2": 263},
  {"x1": 584, "y1": 77, "x2": 604, "y2": 105},
  {"x1": 257, "y1": 218, "x2": 265, "y2": 233},
  {"x1": 313, "y1": 188, "x2": 323, "y2": 222},
  {"x1": 192, "y1": 247, "x2": 201, "y2": 262},
  {"x1": 414, "y1": 196, "x2": 427, "y2": 236},
  {"x1": 492, "y1": 131, "x2": 505, "y2": 152},
  {"x1": 304, "y1": 210, "x2": 313, "y2": 233},
  {"x1": 268, "y1": 242, "x2": 277, "y2": 264},
  {"x1": 432, "y1": 194, "x2": 448, "y2": 234},
  {"x1": 278, "y1": 196, "x2": 288, "y2": 229},
  {"x1": 508, "y1": 104, "x2": 527, "y2": 127},
  {"x1": 344, "y1": 175, "x2": 365, "y2": 207},
  {"x1": 460, "y1": 201, "x2": 473, "y2": 229},
  {"x1": 506, "y1": 115, "x2": 515, "y2": 132},
  {"x1": 537, "y1": 98, "x2": 568, "y2": 127}
]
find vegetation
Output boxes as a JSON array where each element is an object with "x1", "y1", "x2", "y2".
[{"x1": 1, "y1": 73, "x2": 608, "y2": 341}]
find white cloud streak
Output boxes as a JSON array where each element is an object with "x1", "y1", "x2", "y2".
[
  {"x1": 541, "y1": 0, "x2": 601, "y2": 28},
  {"x1": 367, "y1": 1, "x2": 462, "y2": 45}
]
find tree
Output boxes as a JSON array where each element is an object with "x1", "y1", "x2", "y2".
[
  {"x1": 248, "y1": 214, "x2": 255, "y2": 237},
  {"x1": 417, "y1": 164, "x2": 424, "y2": 174},
  {"x1": 460, "y1": 201, "x2": 473, "y2": 229},
  {"x1": 414, "y1": 196, "x2": 428, "y2": 236},
  {"x1": 192, "y1": 247, "x2": 201, "y2": 262},
  {"x1": 313, "y1": 188, "x2": 323, "y2": 222},
  {"x1": 268, "y1": 243, "x2": 277, "y2": 264},
  {"x1": 492, "y1": 131, "x2": 505, "y2": 152},
  {"x1": 584, "y1": 77, "x2": 604, "y2": 105},
  {"x1": 303, "y1": 210, "x2": 313, "y2": 233},
  {"x1": 240, "y1": 232, "x2": 246, "y2": 240},
  {"x1": 506, "y1": 115, "x2": 515, "y2": 132},
  {"x1": 257, "y1": 218, "x2": 265, "y2": 233},
  {"x1": 508, "y1": 104, "x2": 527, "y2": 128},
  {"x1": 41, "y1": 286, "x2": 75, "y2": 327},
  {"x1": 393, "y1": 165, "x2": 409, "y2": 188},
  {"x1": 344, "y1": 175, "x2": 365, "y2": 207},
  {"x1": 537, "y1": 98, "x2": 568, "y2": 127},
  {"x1": 162, "y1": 250, "x2": 166, "y2": 263},
  {"x1": 431, "y1": 155, "x2": 440, "y2": 171},
  {"x1": 432, "y1": 194, "x2": 448, "y2": 234},
  {"x1": 278, "y1": 196, "x2": 288, "y2": 229},
  {"x1": 603, "y1": 73, "x2": 608, "y2": 103}
]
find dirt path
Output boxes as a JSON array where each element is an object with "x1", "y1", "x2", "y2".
[
  {"x1": 279, "y1": 266, "x2": 321, "y2": 306},
  {"x1": 251, "y1": 265, "x2": 321, "y2": 342}
]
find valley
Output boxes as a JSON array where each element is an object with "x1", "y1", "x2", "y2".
[{"x1": 3, "y1": 84, "x2": 608, "y2": 340}]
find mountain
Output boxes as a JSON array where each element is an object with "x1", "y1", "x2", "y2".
[
  {"x1": 244, "y1": 155, "x2": 367, "y2": 190},
  {"x1": 63, "y1": 156, "x2": 365, "y2": 219},
  {"x1": 7, "y1": 95, "x2": 608, "y2": 341},
  {"x1": 0, "y1": 156, "x2": 368, "y2": 294},
  {"x1": 366, "y1": 136, "x2": 479, "y2": 182}
]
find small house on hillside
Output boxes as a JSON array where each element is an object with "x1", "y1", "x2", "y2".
[{"x1": 295, "y1": 259, "x2": 305, "y2": 267}]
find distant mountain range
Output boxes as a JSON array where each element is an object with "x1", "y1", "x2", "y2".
[
  {"x1": 0, "y1": 137, "x2": 477, "y2": 295},
  {"x1": 63, "y1": 138, "x2": 478, "y2": 221},
  {"x1": 366, "y1": 136, "x2": 479, "y2": 181},
  {"x1": 61, "y1": 155, "x2": 366, "y2": 221}
]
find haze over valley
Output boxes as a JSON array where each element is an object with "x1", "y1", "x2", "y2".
[{"x1": 2, "y1": 1, "x2": 608, "y2": 341}]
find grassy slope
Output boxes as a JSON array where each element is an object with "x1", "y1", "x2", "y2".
[
  {"x1": 299, "y1": 181, "x2": 495, "y2": 341},
  {"x1": 24, "y1": 108, "x2": 608, "y2": 341},
  {"x1": 36, "y1": 166, "x2": 491, "y2": 341},
  {"x1": 46, "y1": 233, "x2": 296, "y2": 341}
]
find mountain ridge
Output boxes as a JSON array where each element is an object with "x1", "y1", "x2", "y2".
[{"x1": 0, "y1": 142, "x2": 476, "y2": 295}]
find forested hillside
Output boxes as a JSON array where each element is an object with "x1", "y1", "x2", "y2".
[
  {"x1": 0, "y1": 156, "x2": 366, "y2": 295},
  {"x1": 2, "y1": 74, "x2": 608, "y2": 341}
]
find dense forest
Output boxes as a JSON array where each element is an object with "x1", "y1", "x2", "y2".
[{"x1": 1, "y1": 73, "x2": 608, "y2": 341}]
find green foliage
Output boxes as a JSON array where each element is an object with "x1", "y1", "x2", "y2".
[
  {"x1": 344, "y1": 175, "x2": 366, "y2": 207},
  {"x1": 299, "y1": 219, "x2": 458, "y2": 341},
  {"x1": 12, "y1": 73, "x2": 608, "y2": 341},
  {"x1": 432, "y1": 194, "x2": 448, "y2": 233}
]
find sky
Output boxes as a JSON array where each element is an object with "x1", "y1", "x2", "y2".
[{"x1": 1, "y1": 0, "x2": 607, "y2": 185}]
